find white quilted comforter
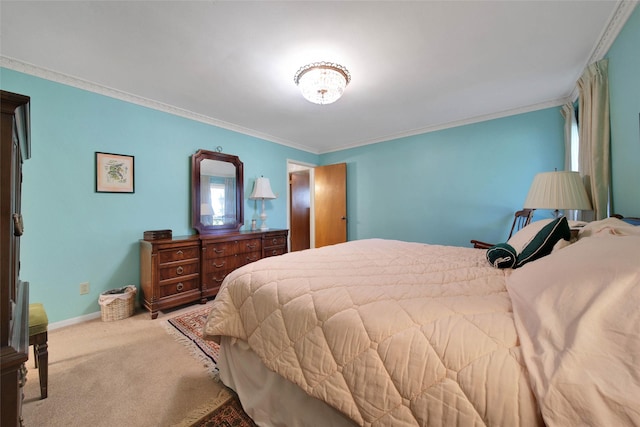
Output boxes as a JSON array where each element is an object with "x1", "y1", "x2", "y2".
[{"x1": 203, "y1": 239, "x2": 542, "y2": 426}]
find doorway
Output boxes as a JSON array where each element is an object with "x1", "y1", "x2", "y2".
[
  {"x1": 287, "y1": 161, "x2": 314, "y2": 251},
  {"x1": 289, "y1": 169, "x2": 311, "y2": 251},
  {"x1": 286, "y1": 160, "x2": 347, "y2": 252}
]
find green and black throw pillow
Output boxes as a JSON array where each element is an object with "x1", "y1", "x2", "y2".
[
  {"x1": 516, "y1": 216, "x2": 571, "y2": 268},
  {"x1": 487, "y1": 243, "x2": 518, "y2": 269}
]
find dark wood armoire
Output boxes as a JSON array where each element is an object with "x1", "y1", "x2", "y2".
[{"x1": 1, "y1": 90, "x2": 31, "y2": 426}]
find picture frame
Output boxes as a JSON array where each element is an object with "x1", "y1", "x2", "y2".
[{"x1": 95, "y1": 152, "x2": 135, "y2": 193}]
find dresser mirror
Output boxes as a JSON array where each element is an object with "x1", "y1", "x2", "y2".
[{"x1": 192, "y1": 149, "x2": 244, "y2": 235}]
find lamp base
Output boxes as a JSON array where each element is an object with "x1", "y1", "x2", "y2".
[{"x1": 259, "y1": 207, "x2": 268, "y2": 231}]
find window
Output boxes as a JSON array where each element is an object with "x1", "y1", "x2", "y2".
[
  {"x1": 210, "y1": 184, "x2": 226, "y2": 225},
  {"x1": 570, "y1": 112, "x2": 579, "y2": 172}
]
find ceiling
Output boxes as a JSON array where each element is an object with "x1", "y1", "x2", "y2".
[{"x1": 0, "y1": 1, "x2": 635, "y2": 154}]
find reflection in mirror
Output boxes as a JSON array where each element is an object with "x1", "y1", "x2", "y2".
[
  {"x1": 200, "y1": 159, "x2": 237, "y2": 225},
  {"x1": 192, "y1": 150, "x2": 244, "y2": 234}
]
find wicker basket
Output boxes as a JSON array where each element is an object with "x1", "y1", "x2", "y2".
[{"x1": 99, "y1": 285, "x2": 136, "y2": 321}]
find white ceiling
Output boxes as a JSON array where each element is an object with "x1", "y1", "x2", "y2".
[{"x1": 1, "y1": 1, "x2": 636, "y2": 154}]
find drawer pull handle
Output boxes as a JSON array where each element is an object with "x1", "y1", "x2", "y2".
[
  {"x1": 247, "y1": 243, "x2": 257, "y2": 249},
  {"x1": 176, "y1": 250, "x2": 183, "y2": 256},
  {"x1": 213, "y1": 261, "x2": 226, "y2": 268},
  {"x1": 247, "y1": 255, "x2": 258, "y2": 262},
  {"x1": 176, "y1": 283, "x2": 184, "y2": 291},
  {"x1": 214, "y1": 248, "x2": 225, "y2": 254},
  {"x1": 272, "y1": 238, "x2": 278, "y2": 244},
  {"x1": 272, "y1": 250, "x2": 278, "y2": 255},
  {"x1": 13, "y1": 214, "x2": 24, "y2": 236},
  {"x1": 176, "y1": 266, "x2": 184, "y2": 275}
]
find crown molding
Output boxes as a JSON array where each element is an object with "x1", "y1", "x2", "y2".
[
  {"x1": 0, "y1": 56, "x2": 319, "y2": 154},
  {"x1": 0, "y1": 55, "x2": 576, "y2": 156},
  {"x1": 562, "y1": 1, "x2": 637, "y2": 105},
  {"x1": 586, "y1": 0, "x2": 638, "y2": 65},
  {"x1": 322, "y1": 97, "x2": 570, "y2": 154}
]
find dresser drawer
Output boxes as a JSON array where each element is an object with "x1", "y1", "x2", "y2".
[
  {"x1": 159, "y1": 259, "x2": 199, "y2": 281},
  {"x1": 237, "y1": 251, "x2": 261, "y2": 267},
  {"x1": 264, "y1": 235, "x2": 287, "y2": 249},
  {"x1": 203, "y1": 238, "x2": 261, "y2": 259},
  {"x1": 264, "y1": 246, "x2": 286, "y2": 258},
  {"x1": 159, "y1": 276, "x2": 200, "y2": 298},
  {"x1": 202, "y1": 271, "x2": 228, "y2": 289},
  {"x1": 158, "y1": 246, "x2": 199, "y2": 263},
  {"x1": 203, "y1": 251, "x2": 261, "y2": 273}
]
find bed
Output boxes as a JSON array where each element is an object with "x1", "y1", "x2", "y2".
[{"x1": 203, "y1": 217, "x2": 640, "y2": 426}]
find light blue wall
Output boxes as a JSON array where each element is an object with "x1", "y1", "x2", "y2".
[
  {"x1": 607, "y1": 5, "x2": 640, "y2": 216},
  {"x1": 321, "y1": 108, "x2": 565, "y2": 246},
  {"x1": 0, "y1": 69, "x2": 318, "y2": 323}
]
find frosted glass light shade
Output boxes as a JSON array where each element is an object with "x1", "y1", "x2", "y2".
[
  {"x1": 524, "y1": 171, "x2": 592, "y2": 210},
  {"x1": 294, "y1": 62, "x2": 351, "y2": 105}
]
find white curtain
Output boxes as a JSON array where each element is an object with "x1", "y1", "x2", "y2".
[
  {"x1": 561, "y1": 103, "x2": 579, "y2": 220},
  {"x1": 577, "y1": 58, "x2": 610, "y2": 220},
  {"x1": 224, "y1": 178, "x2": 235, "y2": 222},
  {"x1": 561, "y1": 103, "x2": 575, "y2": 171}
]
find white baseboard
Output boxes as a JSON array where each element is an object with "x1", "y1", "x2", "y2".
[{"x1": 49, "y1": 311, "x2": 101, "y2": 331}]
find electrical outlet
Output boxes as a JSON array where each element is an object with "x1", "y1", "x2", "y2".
[{"x1": 80, "y1": 282, "x2": 90, "y2": 295}]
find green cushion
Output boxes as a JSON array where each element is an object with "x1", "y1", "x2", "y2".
[
  {"x1": 486, "y1": 243, "x2": 517, "y2": 269},
  {"x1": 516, "y1": 217, "x2": 571, "y2": 268},
  {"x1": 29, "y1": 303, "x2": 48, "y2": 336}
]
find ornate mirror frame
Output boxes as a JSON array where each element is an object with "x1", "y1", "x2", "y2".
[{"x1": 191, "y1": 149, "x2": 244, "y2": 235}]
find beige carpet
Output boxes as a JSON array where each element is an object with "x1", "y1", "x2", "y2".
[{"x1": 21, "y1": 302, "x2": 230, "y2": 427}]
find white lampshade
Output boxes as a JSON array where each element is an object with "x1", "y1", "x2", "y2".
[
  {"x1": 524, "y1": 171, "x2": 592, "y2": 211},
  {"x1": 249, "y1": 177, "x2": 276, "y2": 200}
]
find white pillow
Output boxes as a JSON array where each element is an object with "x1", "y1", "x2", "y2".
[
  {"x1": 508, "y1": 219, "x2": 587, "y2": 253},
  {"x1": 507, "y1": 219, "x2": 553, "y2": 254},
  {"x1": 552, "y1": 238, "x2": 572, "y2": 252},
  {"x1": 578, "y1": 217, "x2": 640, "y2": 238}
]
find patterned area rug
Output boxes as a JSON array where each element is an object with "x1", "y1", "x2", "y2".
[
  {"x1": 165, "y1": 305, "x2": 257, "y2": 426},
  {"x1": 187, "y1": 390, "x2": 257, "y2": 427},
  {"x1": 174, "y1": 387, "x2": 256, "y2": 427},
  {"x1": 164, "y1": 305, "x2": 219, "y2": 376}
]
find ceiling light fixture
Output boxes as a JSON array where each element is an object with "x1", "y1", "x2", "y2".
[{"x1": 294, "y1": 62, "x2": 351, "y2": 105}]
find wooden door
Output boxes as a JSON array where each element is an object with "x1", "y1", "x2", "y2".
[
  {"x1": 314, "y1": 163, "x2": 347, "y2": 247},
  {"x1": 289, "y1": 171, "x2": 310, "y2": 251}
]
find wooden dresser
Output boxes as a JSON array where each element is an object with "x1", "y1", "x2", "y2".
[
  {"x1": 140, "y1": 229, "x2": 288, "y2": 318},
  {"x1": 140, "y1": 236, "x2": 202, "y2": 319},
  {"x1": 1, "y1": 90, "x2": 31, "y2": 426}
]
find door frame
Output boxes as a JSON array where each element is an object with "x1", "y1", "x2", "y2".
[{"x1": 286, "y1": 159, "x2": 316, "y2": 250}]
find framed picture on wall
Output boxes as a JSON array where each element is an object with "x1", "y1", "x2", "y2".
[{"x1": 95, "y1": 152, "x2": 135, "y2": 193}]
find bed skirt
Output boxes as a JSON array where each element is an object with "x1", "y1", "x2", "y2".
[{"x1": 218, "y1": 336, "x2": 357, "y2": 427}]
